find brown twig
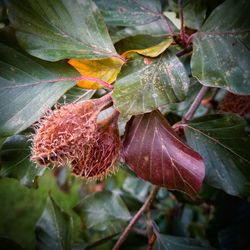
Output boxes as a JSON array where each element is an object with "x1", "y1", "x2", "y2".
[
  {"x1": 182, "y1": 85, "x2": 210, "y2": 123},
  {"x1": 112, "y1": 186, "x2": 160, "y2": 250}
]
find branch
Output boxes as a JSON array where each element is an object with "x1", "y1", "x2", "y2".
[
  {"x1": 182, "y1": 85, "x2": 210, "y2": 123},
  {"x1": 112, "y1": 186, "x2": 160, "y2": 250}
]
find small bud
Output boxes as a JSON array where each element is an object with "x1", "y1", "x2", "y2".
[{"x1": 218, "y1": 93, "x2": 250, "y2": 118}]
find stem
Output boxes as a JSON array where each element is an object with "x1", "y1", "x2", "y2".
[
  {"x1": 114, "y1": 53, "x2": 127, "y2": 63},
  {"x1": 186, "y1": 33, "x2": 195, "y2": 45},
  {"x1": 178, "y1": 0, "x2": 185, "y2": 43},
  {"x1": 94, "y1": 92, "x2": 113, "y2": 110},
  {"x1": 47, "y1": 76, "x2": 113, "y2": 90},
  {"x1": 182, "y1": 86, "x2": 210, "y2": 123},
  {"x1": 113, "y1": 186, "x2": 160, "y2": 250}
]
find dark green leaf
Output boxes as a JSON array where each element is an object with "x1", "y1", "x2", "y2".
[
  {"x1": 112, "y1": 51, "x2": 189, "y2": 116},
  {"x1": 0, "y1": 43, "x2": 76, "y2": 137},
  {"x1": 35, "y1": 196, "x2": 72, "y2": 250},
  {"x1": 154, "y1": 234, "x2": 213, "y2": 250},
  {"x1": 200, "y1": 0, "x2": 250, "y2": 47},
  {"x1": 112, "y1": 18, "x2": 176, "y2": 43},
  {"x1": 79, "y1": 191, "x2": 131, "y2": 238},
  {"x1": 122, "y1": 176, "x2": 151, "y2": 202},
  {"x1": 191, "y1": 0, "x2": 250, "y2": 94},
  {"x1": 183, "y1": 0, "x2": 206, "y2": 30},
  {"x1": 115, "y1": 35, "x2": 168, "y2": 54},
  {"x1": 95, "y1": 0, "x2": 162, "y2": 26},
  {"x1": 184, "y1": 114, "x2": 250, "y2": 197},
  {"x1": 0, "y1": 135, "x2": 45, "y2": 187},
  {"x1": 163, "y1": 78, "x2": 202, "y2": 116},
  {"x1": 58, "y1": 86, "x2": 95, "y2": 104},
  {"x1": 0, "y1": 237, "x2": 24, "y2": 250},
  {"x1": 5, "y1": 0, "x2": 118, "y2": 61}
]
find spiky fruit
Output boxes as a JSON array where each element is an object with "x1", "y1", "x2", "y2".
[
  {"x1": 71, "y1": 117, "x2": 121, "y2": 180},
  {"x1": 218, "y1": 93, "x2": 250, "y2": 118},
  {"x1": 31, "y1": 94, "x2": 121, "y2": 180}
]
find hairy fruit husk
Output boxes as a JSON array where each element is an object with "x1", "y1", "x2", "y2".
[
  {"x1": 31, "y1": 95, "x2": 121, "y2": 180},
  {"x1": 71, "y1": 117, "x2": 121, "y2": 180}
]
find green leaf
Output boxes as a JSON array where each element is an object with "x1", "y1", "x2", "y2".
[
  {"x1": 35, "y1": 196, "x2": 72, "y2": 250},
  {"x1": 58, "y1": 86, "x2": 95, "y2": 104},
  {"x1": 112, "y1": 18, "x2": 176, "y2": 43},
  {"x1": 163, "y1": 78, "x2": 202, "y2": 117},
  {"x1": 122, "y1": 176, "x2": 151, "y2": 202},
  {"x1": 95, "y1": 0, "x2": 162, "y2": 26},
  {"x1": 184, "y1": 114, "x2": 250, "y2": 197},
  {"x1": 191, "y1": 0, "x2": 250, "y2": 94},
  {"x1": 115, "y1": 35, "x2": 171, "y2": 55},
  {"x1": 5, "y1": 0, "x2": 118, "y2": 61},
  {"x1": 78, "y1": 191, "x2": 131, "y2": 238},
  {"x1": 112, "y1": 51, "x2": 189, "y2": 116},
  {"x1": 183, "y1": 0, "x2": 206, "y2": 30},
  {"x1": 200, "y1": 0, "x2": 250, "y2": 46},
  {"x1": 0, "y1": 43, "x2": 76, "y2": 137},
  {"x1": 0, "y1": 135, "x2": 45, "y2": 187},
  {"x1": 154, "y1": 234, "x2": 213, "y2": 250}
]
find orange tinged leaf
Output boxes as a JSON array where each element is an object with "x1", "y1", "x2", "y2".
[
  {"x1": 122, "y1": 37, "x2": 173, "y2": 58},
  {"x1": 68, "y1": 57, "x2": 124, "y2": 89}
]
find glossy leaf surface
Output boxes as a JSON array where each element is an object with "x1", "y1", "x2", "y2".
[
  {"x1": 111, "y1": 18, "x2": 176, "y2": 42},
  {"x1": 112, "y1": 52, "x2": 189, "y2": 116},
  {"x1": 68, "y1": 57, "x2": 124, "y2": 89},
  {"x1": 183, "y1": 0, "x2": 206, "y2": 30},
  {"x1": 78, "y1": 191, "x2": 131, "y2": 238},
  {"x1": 122, "y1": 176, "x2": 151, "y2": 202},
  {"x1": 35, "y1": 196, "x2": 72, "y2": 250},
  {"x1": 154, "y1": 234, "x2": 213, "y2": 250},
  {"x1": 5, "y1": 0, "x2": 118, "y2": 61},
  {"x1": 184, "y1": 114, "x2": 250, "y2": 197},
  {"x1": 191, "y1": 0, "x2": 250, "y2": 94},
  {"x1": 122, "y1": 37, "x2": 173, "y2": 58},
  {"x1": 95, "y1": 0, "x2": 162, "y2": 26},
  {"x1": 0, "y1": 135, "x2": 45, "y2": 188},
  {"x1": 0, "y1": 43, "x2": 76, "y2": 137},
  {"x1": 58, "y1": 86, "x2": 95, "y2": 104},
  {"x1": 122, "y1": 110, "x2": 205, "y2": 199}
]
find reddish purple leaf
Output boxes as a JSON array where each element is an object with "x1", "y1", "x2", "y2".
[{"x1": 122, "y1": 110, "x2": 205, "y2": 199}]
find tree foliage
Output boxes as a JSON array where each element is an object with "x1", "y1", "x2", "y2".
[{"x1": 0, "y1": 0, "x2": 250, "y2": 249}]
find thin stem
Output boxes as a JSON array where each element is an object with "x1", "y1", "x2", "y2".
[
  {"x1": 94, "y1": 92, "x2": 113, "y2": 110},
  {"x1": 178, "y1": 0, "x2": 185, "y2": 43},
  {"x1": 51, "y1": 76, "x2": 113, "y2": 90},
  {"x1": 113, "y1": 186, "x2": 160, "y2": 250},
  {"x1": 182, "y1": 86, "x2": 210, "y2": 123},
  {"x1": 114, "y1": 53, "x2": 127, "y2": 63}
]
